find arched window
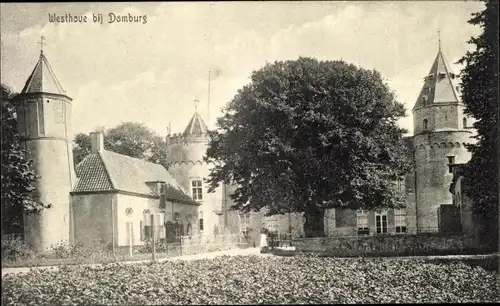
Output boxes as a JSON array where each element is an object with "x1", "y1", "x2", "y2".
[
  {"x1": 423, "y1": 119, "x2": 428, "y2": 130},
  {"x1": 463, "y1": 117, "x2": 467, "y2": 128}
]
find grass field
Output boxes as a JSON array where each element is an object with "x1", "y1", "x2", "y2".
[{"x1": 2, "y1": 255, "x2": 499, "y2": 305}]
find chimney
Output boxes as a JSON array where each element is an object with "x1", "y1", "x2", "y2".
[{"x1": 90, "y1": 131, "x2": 104, "y2": 153}]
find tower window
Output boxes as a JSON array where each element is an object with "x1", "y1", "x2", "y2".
[
  {"x1": 423, "y1": 119, "x2": 428, "y2": 130},
  {"x1": 191, "y1": 179, "x2": 203, "y2": 201},
  {"x1": 447, "y1": 156, "x2": 455, "y2": 173},
  {"x1": 422, "y1": 96, "x2": 428, "y2": 105},
  {"x1": 463, "y1": 117, "x2": 467, "y2": 128}
]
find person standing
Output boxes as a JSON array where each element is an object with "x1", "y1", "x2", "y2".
[{"x1": 260, "y1": 224, "x2": 269, "y2": 253}]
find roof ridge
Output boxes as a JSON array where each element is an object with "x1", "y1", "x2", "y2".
[
  {"x1": 41, "y1": 53, "x2": 66, "y2": 94},
  {"x1": 103, "y1": 149, "x2": 161, "y2": 167},
  {"x1": 98, "y1": 151, "x2": 116, "y2": 190},
  {"x1": 439, "y1": 51, "x2": 460, "y2": 103}
]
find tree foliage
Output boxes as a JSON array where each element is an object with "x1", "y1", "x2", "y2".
[
  {"x1": 205, "y1": 57, "x2": 411, "y2": 237},
  {"x1": 1, "y1": 84, "x2": 50, "y2": 231},
  {"x1": 73, "y1": 133, "x2": 91, "y2": 166},
  {"x1": 73, "y1": 122, "x2": 169, "y2": 169},
  {"x1": 458, "y1": 0, "x2": 499, "y2": 244}
]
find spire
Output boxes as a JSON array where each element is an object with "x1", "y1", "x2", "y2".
[
  {"x1": 412, "y1": 48, "x2": 460, "y2": 110},
  {"x1": 438, "y1": 30, "x2": 441, "y2": 52},
  {"x1": 21, "y1": 50, "x2": 66, "y2": 95},
  {"x1": 38, "y1": 36, "x2": 46, "y2": 54},
  {"x1": 182, "y1": 112, "x2": 209, "y2": 136}
]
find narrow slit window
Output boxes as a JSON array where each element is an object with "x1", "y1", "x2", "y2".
[
  {"x1": 423, "y1": 119, "x2": 428, "y2": 130},
  {"x1": 447, "y1": 156, "x2": 455, "y2": 173}
]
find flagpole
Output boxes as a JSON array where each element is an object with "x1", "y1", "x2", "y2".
[{"x1": 208, "y1": 70, "x2": 211, "y2": 128}]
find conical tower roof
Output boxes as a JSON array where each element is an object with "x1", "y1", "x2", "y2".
[
  {"x1": 21, "y1": 52, "x2": 67, "y2": 95},
  {"x1": 182, "y1": 112, "x2": 209, "y2": 136},
  {"x1": 412, "y1": 50, "x2": 460, "y2": 111}
]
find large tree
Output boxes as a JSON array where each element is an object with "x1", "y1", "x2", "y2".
[
  {"x1": 1, "y1": 84, "x2": 49, "y2": 232},
  {"x1": 73, "y1": 122, "x2": 169, "y2": 169},
  {"x1": 205, "y1": 57, "x2": 411, "y2": 237},
  {"x1": 458, "y1": 0, "x2": 499, "y2": 248}
]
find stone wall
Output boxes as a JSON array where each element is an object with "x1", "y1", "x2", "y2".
[{"x1": 293, "y1": 234, "x2": 477, "y2": 257}]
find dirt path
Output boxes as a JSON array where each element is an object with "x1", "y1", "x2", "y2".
[{"x1": 2, "y1": 247, "x2": 269, "y2": 276}]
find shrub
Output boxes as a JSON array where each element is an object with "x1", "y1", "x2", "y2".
[
  {"x1": 42, "y1": 241, "x2": 103, "y2": 259},
  {"x1": 137, "y1": 239, "x2": 168, "y2": 254},
  {"x1": 1, "y1": 236, "x2": 34, "y2": 261}
]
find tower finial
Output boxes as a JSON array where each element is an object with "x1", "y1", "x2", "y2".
[
  {"x1": 438, "y1": 30, "x2": 441, "y2": 52},
  {"x1": 194, "y1": 99, "x2": 200, "y2": 111},
  {"x1": 38, "y1": 36, "x2": 46, "y2": 54}
]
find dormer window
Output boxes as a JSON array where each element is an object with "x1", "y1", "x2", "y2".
[
  {"x1": 455, "y1": 86, "x2": 461, "y2": 92},
  {"x1": 449, "y1": 73, "x2": 455, "y2": 79},
  {"x1": 422, "y1": 96, "x2": 428, "y2": 105},
  {"x1": 423, "y1": 119, "x2": 428, "y2": 130},
  {"x1": 439, "y1": 72, "x2": 446, "y2": 79},
  {"x1": 428, "y1": 74, "x2": 434, "y2": 80}
]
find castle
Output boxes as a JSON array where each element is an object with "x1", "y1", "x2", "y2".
[{"x1": 11, "y1": 43, "x2": 475, "y2": 252}]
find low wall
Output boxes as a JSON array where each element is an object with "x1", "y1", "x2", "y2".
[{"x1": 293, "y1": 234, "x2": 478, "y2": 257}]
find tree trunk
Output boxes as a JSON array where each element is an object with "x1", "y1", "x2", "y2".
[{"x1": 303, "y1": 205, "x2": 325, "y2": 238}]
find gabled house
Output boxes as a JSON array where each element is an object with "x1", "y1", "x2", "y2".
[{"x1": 71, "y1": 131, "x2": 200, "y2": 251}]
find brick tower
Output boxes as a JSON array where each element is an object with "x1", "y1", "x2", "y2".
[
  {"x1": 412, "y1": 44, "x2": 475, "y2": 233},
  {"x1": 12, "y1": 49, "x2": 75, "y2": 252}
]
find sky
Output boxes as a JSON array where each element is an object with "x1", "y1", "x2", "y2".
[{"x1": 0, "y1": 1, "x2": 484, "y2": 137}]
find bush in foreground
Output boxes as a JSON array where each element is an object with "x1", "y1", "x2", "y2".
[{"x1": 2, "y1": 255, "x2": 499, "y2": 305}]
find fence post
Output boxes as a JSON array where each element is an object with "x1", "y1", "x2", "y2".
[
  {"x1": 152, "y1": 216, "x2": 156, "y2": 263},
  {"x1": 128, "y1": 222, "x2": 133, "y2": 257}
]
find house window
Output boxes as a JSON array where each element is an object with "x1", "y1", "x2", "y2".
[
  {"x1": 199, "y1": 218, "x2": 204, "y2": 232},
  {"x1": 141, "y1": 210, "x2": 165, "y2": 241},
  {"x1": 357, "y1": 210, "x2": 369, "y2": 235},
  {"x1": 375, "y1": 210, "x2": 388, "y2": 234},
  {"x1": 394, "y1": 209, "x2": 407, "y2": 234},
  {"x1": 423, "y1": 119, "x2": 428, "y2": 130},
  {"x1": 447, "y1": 156, "x2": 455, "y2": 173},
  {"x1": 463, "y1": 118, "x2": 467, "y2": 128},
  {"x1": 239, "y1": 213, "x2": 251, "y2": 234},
  {"x1": 266, "y1": 215, "x2": 279, "y2": 233},
  {"x1": 174, "y1": 222, "x2": 184, "y2": 238},
  {"x1": 191, "y1": 179, "x2": 203, "y2": 201}
]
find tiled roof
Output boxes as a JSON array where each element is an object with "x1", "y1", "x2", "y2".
[
  {"x1": 21, "y1": 52, "x2": 66, "y2": 95},
  {"x1": 183, "y1": 112, "x2": 209, "y2": 136},
  {"x1": 73, "y1": 150, "x2": 198, "y2": 205},
  {"x1": 73, "y1": 154, "x2": 113, "y2": 192},
  {"x1": 413, "y1": 50, "x2": 460, "y2": 110}
]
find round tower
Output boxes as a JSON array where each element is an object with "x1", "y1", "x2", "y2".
[
  {"x1": 12, "y1": 51, "x2": 76, "y2": 252},
  {"x1": 412, "y1": 48, "x2": 475, "y2": 233},
  {"x1": 166, "y1": 112, "x2": 224, "y2": 235}
]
